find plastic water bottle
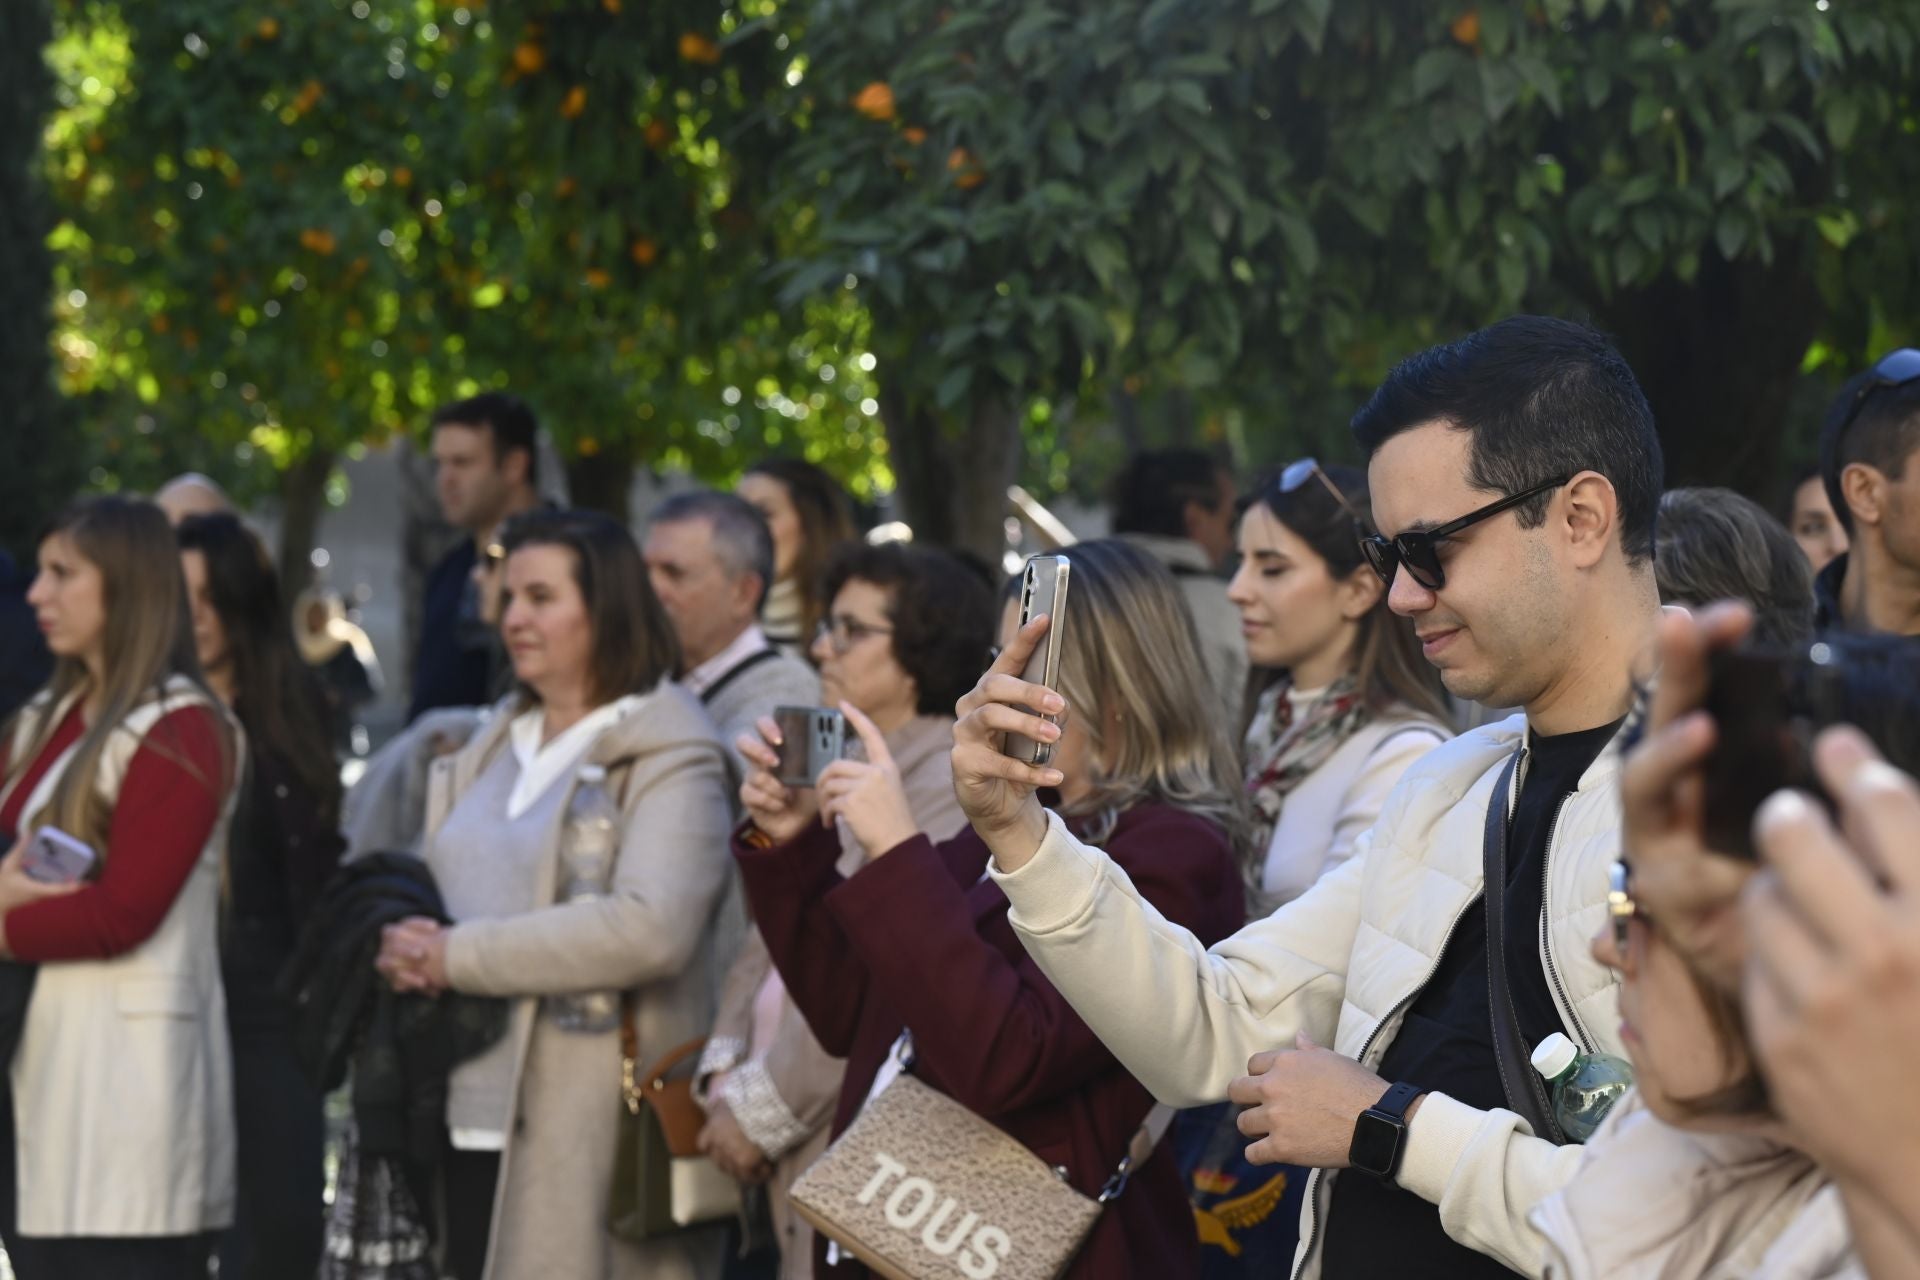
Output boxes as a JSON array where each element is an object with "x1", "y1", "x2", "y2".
[
  {"x1": 550, "y1": 764, "x2": 621, "y2": 1033},
  {"x1": 1531, "y1": 1032, "x2": 1633, "y2": 1143}
]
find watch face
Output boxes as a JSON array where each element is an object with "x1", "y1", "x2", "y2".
[{"x1": 1349, "y1": 1110, "x2": 1402, "y2": 1176}]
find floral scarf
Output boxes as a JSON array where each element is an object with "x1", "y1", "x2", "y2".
[{"x1": 1243, "y1": 675, "x2": 1372, "y2": 856}]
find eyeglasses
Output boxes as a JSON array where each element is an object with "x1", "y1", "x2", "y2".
[
  {"x1": 1279, "y1": 458, "x2": 1368, "y2": 528},
  {"x1": 814, "y1": 615, "x2": 894, "y2": 655},
  {"x1": 1607, "y1": 859, "x2": 1641, "y2": 957},
  {"x1": 1832, "y1": 348, "x2": 1920, "y2": 446},
  {"x1": 1360, "y1": 475, "x2": 1571, "y2": 592}
]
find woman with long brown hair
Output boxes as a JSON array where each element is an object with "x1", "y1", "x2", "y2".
[
  {"x1": 0, "y1": 495, "x2": 239, "y2": 1278},
  {"x1": 736, "y1": 458, "x2": 857, "y2": 658}
]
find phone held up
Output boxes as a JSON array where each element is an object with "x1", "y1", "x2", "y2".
[
  {"x1": 21, "y1": 826, "x2": 97, "y2": 885},
  {"x1": 1700, "y1": 632, "x2": 1920, "y2": 860},
  {"x1": 772, "y1": 705, "x2": 853, "y2": 788},
  {"x1": 1004, "y1": 554, "x2": 1071, "y2": 768}
]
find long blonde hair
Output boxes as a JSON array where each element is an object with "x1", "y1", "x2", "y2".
[
  {"x1": 3, "y1": 497, "x2": 230, "y2": 853},
  {"x1": 1047, "y1": 539, "x2": 1252, "y2": 858}
]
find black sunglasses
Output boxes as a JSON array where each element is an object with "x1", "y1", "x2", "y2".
[
  {"x1": 1833, "y1": 348, "x2": 1920, "y2": 444},
  {"x1": 1360, "y1": 474, "x2": 1571, "y2": 591}
]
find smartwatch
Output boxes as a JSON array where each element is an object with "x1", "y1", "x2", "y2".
[{"x1": 1347, "y1": 1082, "x2": 1423, "y2": 1183}]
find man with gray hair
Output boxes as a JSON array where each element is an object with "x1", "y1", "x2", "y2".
[{"x1": 643, "y1": 489, "x2": 820, "y2": 783}]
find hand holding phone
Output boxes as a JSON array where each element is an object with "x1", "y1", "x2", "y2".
[
  {"x1": 1004, "y1": 555, "x2": 1071, "y2": 767},
  {"x1": 771, "y1": 706, "x2": 852, "y2": 788},
  {"x1": 20, "y1": 826, "x2": 97, "y2": 885}
]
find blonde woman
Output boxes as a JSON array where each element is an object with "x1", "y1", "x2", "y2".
[
  {"x1": 733, "y1": 539, "x2": 1247, "y2": 1280},
  {"x1": 0, "y1": 496, "x2": 239, "y2": 1279}
]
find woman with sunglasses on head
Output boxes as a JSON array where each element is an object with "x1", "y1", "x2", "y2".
[
  {"x1": 732, "y1": 540, "x2": 1247, "y2": 1280},
  {"x1": 177, "y1": 513, "x2": 345, "y2": 1280},
  {"x1": 696, "y1": 542, "x2": 994, "y2": 1280},
  {"x1": 0, "y1": 497, "x2": 240, "y2": 1278},
  {"x1": 1177, "y1": 461, "x2": 1454, "y2": 1275}
]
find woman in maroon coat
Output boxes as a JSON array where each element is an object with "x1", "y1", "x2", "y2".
[{"x1": 734, "y1": 539, "x2": 1250, "y2": 1280}]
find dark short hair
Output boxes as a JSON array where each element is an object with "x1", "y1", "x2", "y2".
[
  {"x1": 432, "y1": 392, "x2": 540, "y2": 487},
  {"x1": 1654, "y1": 488, "x2": 1814, "y2": 649},
  {"x1": 499, "y1": 509, "x2": 678, "y2": 704},
  {"x1": 1818, "y1": 365, "x2": 1920, "y2": 536},
  {"x1": 648, "y1": 490, "x2": 776, "y2": 611},
  {"x1": 1110, "y1": 449, "x2": 1232, "y2": 539},
  {"x1": 1350, "y1": 316, "x2": 1664, "y2": 562},
  {"x1": 822, "y1": 542, "x2": 995, "y2": 716}
]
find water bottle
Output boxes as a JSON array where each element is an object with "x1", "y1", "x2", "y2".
[
  {"x1": 1530, "y1": 1032, "x2": 1633, "y2": 1143},
  {"x1": 550, "y1": 764, "x2": 621, "y2": 1033}
]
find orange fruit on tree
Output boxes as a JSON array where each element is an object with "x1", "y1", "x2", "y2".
[
  {"x1": 602, "y1": 0, "x2": 622, "y2": 11},
  {"x1": 556, "y1": 176, "x2": 578, "y2": 198},
  {"x1": 678, "y1": 32, "x2": 721, "y2": 64},
  {"x1": 947, "y1": 147, "x2": 985, "y2": 189},
  {"x1": 513, "y1": 41, "x2": 545, "y2": 73},
  {"x1": 644, "y1": 119, "x2": 672, "y2": 149},
  {"x1": 584, "y1": 268, "x2": 611, "y2": 288},
  {"x1": 560, "y1": 85, "x2": 587, "y2": 118},
  {"x1": 853, "y1": 82, "x2": 896, "y2": 121},
  {"x1": 256, "y1": 17, "x2": 280, "y2": 39},
  {"x1": 1450, "y1": 10, "x2": 1481, "y2": 47},
  {"x1": 630, "y1": 237, "x2": 659, "y2": 266},
  {"x1": 902, "y1": 126, "x2": 928, "y2": 144},
  {"x1": 392, "y1": 165, "x2": 413, "y2": 187}
]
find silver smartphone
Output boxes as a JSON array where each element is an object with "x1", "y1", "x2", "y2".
[
  {"x1": 771, "y1": 706, "x2": 850, "y2": 787},
  {"x1": 1005, "y1": 554, "x2": 1071, "y2": 767},
  {"x1": 22, "y1": 826, "x2": 96, "y2": 885}
]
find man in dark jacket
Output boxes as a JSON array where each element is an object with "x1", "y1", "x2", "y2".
[
  {"x1": 408, "y1": 393, "x2": 541, "y2": 722},
  {"x1": 1813, "y1": 349, "x2": 1920, "y2": 636}
]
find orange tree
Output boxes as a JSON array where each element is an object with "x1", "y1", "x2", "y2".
[
  {"x1": 44, "y1": 0, "x2": 884, "y2": 579},
  {"x1": 775, "y1": 0, "x2": 1920, "y2": 552}
]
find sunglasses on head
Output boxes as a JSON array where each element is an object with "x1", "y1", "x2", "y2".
[
  {"x1": 1832, "y1": 348, "x2": 1920, "y2": 445},
  {"x1": 1359, "y1": 474, "x2": 1571, "y2": 592},
  {"x1": 1277, "y1": 457, "x2": 1368, "y2": 528}
]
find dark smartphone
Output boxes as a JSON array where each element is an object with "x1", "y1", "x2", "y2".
[
  {"x1": 1005, "y1": 554, "x2": 1071, "y2": 767},
  {"x1": 771, "y1": 706, "x2": 848, "y2": 788},
  {"x1": 1700, "y1": 635, "x2": 1920, "y2": 859}
]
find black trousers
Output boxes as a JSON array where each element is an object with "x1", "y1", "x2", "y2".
[
  {"x1": 216, "y1": 1021, "x2": 326, "y2": 1280},
  {"x1": 441, "y1": 1141, "x2": 501, "y2": 1280}
]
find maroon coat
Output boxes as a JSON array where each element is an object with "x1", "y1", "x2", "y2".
[{"x1": 736, "y1": 802, "x2": 1245, "y2": 1280}]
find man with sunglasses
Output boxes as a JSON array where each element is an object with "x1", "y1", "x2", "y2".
[
  {"x1": 956, "y1": 316, "x2": 1663, "y2": 1279},
  {"x1": 1813, "y1": 348, "x2": 1920, "y2": 636}
]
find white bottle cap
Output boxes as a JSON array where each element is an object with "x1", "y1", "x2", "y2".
[
  {"x1": 1531, "y1": 1032, "x2": 1577, "y2": 1079},
  {"x1": 578, "y1": 764, "x2": 608, "y2": 784}
]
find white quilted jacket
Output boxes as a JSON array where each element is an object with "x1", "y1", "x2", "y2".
[{"x1": 991, "y1": 713, "x2": 1627, "y2": 1280}]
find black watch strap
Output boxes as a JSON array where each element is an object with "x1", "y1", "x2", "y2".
[{"x1": 1372, "y1": 1081, "x2": 1422, "y2": 1122}]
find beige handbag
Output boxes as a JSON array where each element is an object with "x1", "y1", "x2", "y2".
[{"x1": 789, "y1": 1069, "x2": 1169, "y2": 1280}]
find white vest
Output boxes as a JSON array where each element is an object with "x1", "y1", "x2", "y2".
[{"x1": 4, "y1": 677, "x2": 239, "y2": 1236}]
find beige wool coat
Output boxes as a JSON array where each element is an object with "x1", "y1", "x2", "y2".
[{"x1": 424, "y1": 683, "x2": 734, "y2": 1280}]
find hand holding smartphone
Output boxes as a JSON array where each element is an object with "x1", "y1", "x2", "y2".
[
  {"x1": 771, "y1": 706, "x2": 853, "y2": 788},
  {"x1": 20, "y1": 826, "x2": 97, "y2": 885},
  {"x1": 1003, "y1": 554, "x2": 1071, "y2": 767}
]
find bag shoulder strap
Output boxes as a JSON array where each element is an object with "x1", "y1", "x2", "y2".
[
  {"x1": 698, "y1": 648, "x2": 781, "y2": 706},
  {"x1": 1482, "y1": 749, "x2": 1563, "y2": 1143},
  {"x1": 1098, "y1": 1103, "x2": 1175, "y2": 1204}
]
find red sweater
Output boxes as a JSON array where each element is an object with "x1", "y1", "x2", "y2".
[
  {"x1": 1, "y1": 701, "x2": 226, "y2": 961},
  {"x1": 737, "y1": 803, "x2": 1244, "y2": 1280}
]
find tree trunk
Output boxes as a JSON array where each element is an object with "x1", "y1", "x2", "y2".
[
  {"x1": 276, "y1": 448, "x2": 336, "y2": 601},
  {"x1": 0, "y1": 0, "x2": 78, "y2": 560},
  {"x1": 1586, "y1": 245, "x2": 1824, "y2": 507},
  {"x1": 880, "y1": 382, "x2": 1024, "y2": 567},
  {"x1": 565, "y1": 446, "x2": 636, "y2": 523}
]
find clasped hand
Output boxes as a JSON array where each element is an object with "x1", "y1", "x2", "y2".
[
  {"x1": 1227, "y1": 1033, "x2": 1397, "y2": 1169},
  {"x1": 375, "y1": 915, "x2": 449, "y2": 995}
]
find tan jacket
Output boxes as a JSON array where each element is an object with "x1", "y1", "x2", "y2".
[
  {"x1": 700, "y1": 714, "x2": 965, "y2": 1279},
  {"x1": 6, "y1": 678, "x2": 240, "y2": 1236},
  {"x1": 1531, "y1": 1092, "x2": 1862, "y2": 1280},
  {"x1": 425, "y1": 684, "x2": 733, "y2": 1280}
]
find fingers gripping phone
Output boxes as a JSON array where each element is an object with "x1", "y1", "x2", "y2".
[
  {"x1": 1004, "y1": 554, "x2": 1071, "y2": 767},
  {"x1": 22, "y1": 826, "x2": 97, "y2": 885},
  {"x1": 772, "y1": 706, "x2": 850, "y2": 787}
]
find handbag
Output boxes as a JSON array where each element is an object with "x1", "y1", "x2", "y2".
[
  {"x1": 789, "y1": 1063, "x2": 1170, "y2": 1280},
  {"x1": 608, "y1": 1005, "x2": 740, "y2": 1241},
  {"x1": 1482, "y1": 749, "x2": 1565, "y2": 1144}
]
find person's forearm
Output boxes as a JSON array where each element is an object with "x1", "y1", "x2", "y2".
[{"x1": 981, "y1": 798, "x2": 1049, "y2": 874}]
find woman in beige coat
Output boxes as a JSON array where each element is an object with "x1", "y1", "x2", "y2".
[
  {"x1": 696, "y1": 542, "x2": 994, "y2": 1279},
  {"x1": 378, "y1": 510, "x2": 733, "y2": 1280}
]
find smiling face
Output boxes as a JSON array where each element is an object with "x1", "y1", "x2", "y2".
[
  {"x1": 1367, "y1": 422, "x2": 1574, "y2": 710},
  {"x1": 1227, "y1": 503, "x2": 1375, "y2": 688},
  {"x1": 27, "y1": 532, "x2": 109, "y2": 666},
  {"x1": 500, "y1": 543, "x2": 595, "y2": 703}
]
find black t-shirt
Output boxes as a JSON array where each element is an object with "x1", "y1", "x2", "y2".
[{"x1": 1320, "y1": 717, "x2": 1622, "y2": 1279}]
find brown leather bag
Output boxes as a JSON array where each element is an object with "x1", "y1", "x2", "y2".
[{"x1": 607, "y1": 1011, "x2": 738, "y2": 1241}]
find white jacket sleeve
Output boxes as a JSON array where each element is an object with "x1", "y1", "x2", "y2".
[
  {"x1": 1397, "y1": 1092, "x2": 1587, "y2": 1277},
  {"x1": 990, "y1": 809, "x2": 1367, "y2": 1107}
]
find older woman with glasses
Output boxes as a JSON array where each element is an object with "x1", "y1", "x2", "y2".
[{"x1": 696, "y1": 542, "x2": 995, "y2": 1280}]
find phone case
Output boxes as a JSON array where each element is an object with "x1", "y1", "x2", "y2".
[
  {"x1": 1006, "y1": 555, "x2": 1071, "y2": 767},
  {"x1": 22, "y1": 827, "x2": 97, "y2": 885}
]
